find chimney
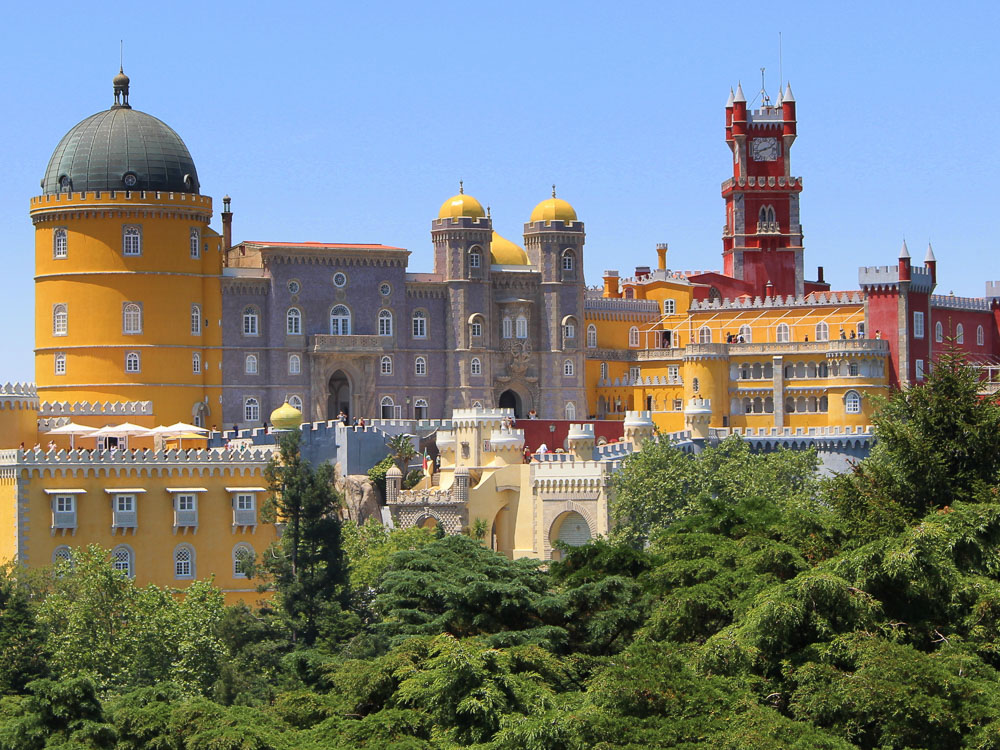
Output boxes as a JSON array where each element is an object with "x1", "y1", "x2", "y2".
[
  {"x1": 765, "y1": 279, "x2": 774, "y2": 298},
  {"x1": 221, "y1": 195, "x2": 233, "y2": 252},
  {"x1": 817, "y1": 266, "x2": 825, "y2": 283},
  {"x1": 603, "y1": 270, "x2": 620, "y2": 298},
  {"x1": 656, "y1": 243, "x2": 668, "y2": 270}
]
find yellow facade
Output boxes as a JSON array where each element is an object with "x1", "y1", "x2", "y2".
[
  {"x1": 587, "y1": 253, "x2": 889, "y2": 433},
  {"x1": 32, "y1": 191, "x2": 224, "y2": 427},
  {"x1": 0, "y1": 446, "x2": 277, "y2": 606}
]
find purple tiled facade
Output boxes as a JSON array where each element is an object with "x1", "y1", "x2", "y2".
[{"x1": 220, "y1": 215, "x2": 588, "y2": 426}]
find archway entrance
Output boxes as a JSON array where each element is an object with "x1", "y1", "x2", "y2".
[
  {"x1": 498, "y1": 389, "x2": 522, "y2": 418},
  {"x1": 549, "y1": 510, "x2": 593, "y2": 560},
  {"x1": 328, "y1": 370, "x2": 351, "y2": 420}
]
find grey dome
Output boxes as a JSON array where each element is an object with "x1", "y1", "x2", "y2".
[{"x1": 42, "y1": 106, "x2": 200, "y2": 195}]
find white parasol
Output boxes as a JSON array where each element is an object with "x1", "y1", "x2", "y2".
[
  {"x1": 90, "y1": 422, "x2": 151, "y2": 450},
  {"x1": 45, "y1": 421, "x2": 97, "y2": 449}
]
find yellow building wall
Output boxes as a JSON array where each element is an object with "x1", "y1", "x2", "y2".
[
  {"x1": 7, "y1": 461, "x2": 276, "y2": 606},
  {"x1": 0, "y1": 399, "x2": 39, "y2": 449},
  {"x1": 32, "y1": 191, "x2": 223, "y2": 427}
]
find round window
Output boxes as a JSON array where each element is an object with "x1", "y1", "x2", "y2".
[
  {"x1": 333, "y1": 272, "x2": 347, "y2": 288},
  {"x1": 288, "y1": 280, "x2": 301, "y2": 294},
  {"x1": 123, "y1": 173, "x2": 138, "y2": 187},
  {"x1": 59, "y1": 175, "x2": 71, "y2": 190},
  {"x1": 379, "y1": 282, "x2": 391, "y2": 296}
]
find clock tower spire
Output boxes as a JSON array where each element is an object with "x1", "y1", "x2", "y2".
[{"x1": 721, "y1": 80, "x2": 808, "y2": 298}]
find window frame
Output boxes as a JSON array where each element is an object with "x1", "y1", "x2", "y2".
[
  {"x1": 174, "y1": 544, "x2": 195, "y2": 579},
  {"x1": 956, "y1": 323, "x2": 964, "y2": 344},
  {"x1": 53, "y1": 303, "x2": 68, "y2": 336},
  {"x1": 192, "y1": 352, "x2": 201, "y2": 373},
  {"x1": 286, "y1": 307, "x2": 302, "y2": 335},
  {"x1": 54, "y1": 352, "x2": 66, "y2": 375},
  {"x1": 111, "y1": 545, "x2": 134, "y2": 578},
  {"x1": 53, "y1": 227, "x2": 68, "y2": 259},
  {"x1": 563, "y1": 359, "x2": 575, "y2": 376},
  {"x1": 288, "y1": 354, "x2": 301, "y2": 375},
  {"x1": 242, "y1": 306, "x2": 260, "y2": 337},
  {"x1": 125, "y1": 351, "x2": 141, "y2": 373},
  {"x1": 380, "y1": 355, "x2": 393, "y2": 375},
  {"x1": 245, "y1": 353, "x2": 258, "y2": 375},
  {"x1": 935, "y1": 321, "x2": 944, "y2": 343},
  {"x1": 190, "y1": 304, "x2": 202, "y2": 335},
  {"x1": 122, "y1": 302, "x2": 142, "y2": 335},
  {"x1": 515, "y1": 315, "x2": 528, "y2": 339},
  {"x1": 233, "y1": 544, "x2": 254, "y2": 578},
  {"x1": 244, "y1": 397, "x2": 260, "y2": 423},
  {"x1": 663, "y1": 299, "x2": 676, "y2": 315},
  {"x1": 698, "y1": 326, "x2": 712, "y2": 344},
  {"x1": 470, "y1": 357, "x2": 482, "y2": 376},
  {"x1": 914, "y1": 311, "x2": 925, "y2": 339},
  {"x1": 378, "y1": 309, "x2": 393, "y2": 337},
  {"x1": 414, "y1": 356, "x2": 427, "y2": 376},
  {"x1": 628, "y1": 326, "x2": 640, "y2": 348},
  {"x1": 412, "y1": 310, "x2": 427, "y2": 339},
  {"x1": 189, "y1": 227, "x2": 201, "y2": 259},
  {"x1": 845, "y1": 390, "x2": 862, "y2": 414},
  {"x1": 122, "y1": 225, "x2": 142, "y2": 256},
  {"x1": 330, "y1": 305, "x2": 351, "y2": 335},
  {"x1": 586, "y1": 324, "x2": 597, "y2": 349}
]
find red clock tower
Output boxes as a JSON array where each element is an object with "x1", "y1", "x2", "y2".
[{"x1": 722, "y1": 82, "x2": 807, "y2": 297}]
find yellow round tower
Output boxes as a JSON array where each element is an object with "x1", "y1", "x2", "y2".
[{"x1": 31, "y1": 71, "x2": 223, "y2": 426}]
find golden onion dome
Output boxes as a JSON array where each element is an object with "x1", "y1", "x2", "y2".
[
  {"x1": 270, "y1": 401, "x2": 303, "y2": 430},
  {"x1": 530, "y1": 196, "x2": 577, "y2": 223},
  {"x1": 490, "y1": 231, "x2": 529, "y2": 265},
  {"x1": 438, "y1": 190, "x2": 486, "y2": 220}
]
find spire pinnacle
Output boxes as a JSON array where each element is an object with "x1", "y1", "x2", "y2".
[
  {"x1": 726, "y1": 87, "x2": 734, "y2": 107},
  {"x1": 734, "y1": 81, "x2": 745, "y2": 102},
  {"x1": 899, "y1": 239, "x2": 910, "y2": 259},
  {"x1": 925, "y1": 242, "x2": 936, "y2": 262},
  {"x1": 459, "y1": 180, "x2": 463, "y2": 195},
  {"x1": 783, "y1": 82, "x2": 795, "y2": 102},
  {"x1": 552, "y1": 184, "x2": 557, "y2": 198}
]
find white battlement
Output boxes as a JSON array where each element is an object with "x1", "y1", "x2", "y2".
[
  {"x1": 39, "y1": 400, "x2": 153, "y2": 416},
  {"x1": 930, "y1": 294, "x2": 990, "y2": 312},
  {"x1": 1, "y1": 382, "x2": 38, "y2": 408},
  {"x1": 585, "y1": 297, "x2": 660, "y2": 312},
  {"x1": 1, "y1": 445, "x2": 274, "y2": 475},
  {"x1": 689, "y1": 291, "x2": 863, "y2": 311}
]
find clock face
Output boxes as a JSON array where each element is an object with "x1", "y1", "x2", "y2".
[{"x1": 750, "y1": 137, "x2": 779, "y2": 162}]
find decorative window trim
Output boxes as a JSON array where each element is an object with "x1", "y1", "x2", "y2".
[
  {"x1": 415, "y1": 356, "x2": 427, "y2": 376},
  {"x1": 54, "y1": 352, "x2": 66, "y2": 375},
  {"x1": 122, "y1": 225, "x2": 142, "y2": 256},
  {"x1": 174, "y1": 543, "x2": 196, "y2": 579},
  {"x1": 978, "y1": 325, "x2": 985, "y2": 347},
  {"x1": 125, "y1": 351, "x2": 141, "y2": 373},
  {"x1": 122, "y1": 302, "x2": 143, "y2": 335},
  {"x1": 698, "y1": 326, "x2": 712, "y2": 344},
  {"x1": 330, "y1": 305, "x2": 351, "y2": 335},
  {"x1": 288, "y1": 353, "x2": 301, "y2": 375},
  {"x1": 233, "y1": 543, "x2": 254, "y2": 578},
  {"x1": 502, "y1": 317, "x2": 512, "y2": 339},
  {"x1": 192, "y1": 352, "x2": 201, "y2": 373},
  {"x1": 663, "y1": 299, "x2": 676, "y2": 315},
  {"x1": 956, "y1": 323, "x2": 965, "y2": 344},
  {"x1": 586, "y1": 324, "x2": 597, "y2": 348},
  {"x1": 332, "y1": 271, "x2": 348, "y2": 288},
  {"x1": 628, "y1": 326, "x2": 640, "y2": 347},
  {"x1": 242, "y1": 306, "x2": 260, "y2": 337},
  {"x1": 53, "y1": 227, "x2": 68, "y2": 259},
  {"x1": 411, "y1": 310, "x2": 427, "y2": 339},
  {"x1": 775, "y1": 323, "x2": 790, "y2": 343},
  {"x1": 286, "y1": 307, "x2": 302, "y2": 335},
  {"x1": 190, "y1": 304, "x2": 202, "y2": 335},
  {"x1": 111, "y1": 544, "x2": 135, "y2": 577},
  {"x1": 53, "y1": 303, "x2": 68, "y2": 336},
  {"x1": 935, "y1": 321, "x2": 944, "y2": 343},
  {"x1": 244, "y1": 397, "x2": 260, "y2": 423},
  {"x1": 245, "y1": 353, "x2": 259, "y2": 375},
  {"x1": 515, "y1": 315, "x2": 528, "y2": 339},
  {"x1": 288, "y1": 395, "x2": 303, "y2": 412},
  {"x1": 844, "y1": 390, "x2": 862, "y2": 414},
  {"x1": 563, "y1": 359, "x2": 575, "y2": 376},
  {"x1": 380, "y1": 396, "x2": 395, "y2": 419},
  {"x1": 189, "y1": 228, "x2": 201, "y2": 259},
  {"x1": 378, "y1": 309, "x2": 393, "y2": 337},
  {"x1": 914, "y1": 311, "x2": 925, "y2": 339},
  {"x1": 380, "y1": 355, "x2": 393, "y2": 375},
  {"x1": 470, "y1": 357, "x2": 482, "y2": 376},
  {"x1": 815, "y1": 321, "x2": 829, "y2": 342}
]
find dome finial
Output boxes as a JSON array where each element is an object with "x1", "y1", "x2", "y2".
[
  {"x1": 487, "y1": 205, "x2": 491, "y2": 219},
  {"x1": 459, "y1": 180, "x2": 464, "y2": 194},
  {"x1": 552, "y1": 183, "x2": 557, "y2": 198},
  {"x1": 112, "y1": 63, "x2": 131, "y2": 110}
]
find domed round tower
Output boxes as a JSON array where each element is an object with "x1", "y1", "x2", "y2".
[{"x1": 31, "y1": 71, "x2": 222, "y2": 426}]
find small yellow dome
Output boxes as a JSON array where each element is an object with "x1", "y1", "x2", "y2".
[
  {"x1": 438, "y1": 192, "x2": 486, "y2": 220},
  {"x1": 270, "y1": 401, "x2": 303, "y2": 430},
  {"x1": 490, "y1": 231, "x2": 529, "y2": 265},
  {"x1": 530, "y1": 197, "x2": 577, "y2": 223}
]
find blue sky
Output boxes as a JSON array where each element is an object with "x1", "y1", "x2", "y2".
[{"x1": 1, "y1": 1, "x2": 998, "y2": 382}]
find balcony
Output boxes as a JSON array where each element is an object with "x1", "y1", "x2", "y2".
[
  {"x1": 174, "y1": 509, "x2": 198, "y2": 528},
  {"x1": 310, "y1": 334, "x2": 388, "y2": 354},
  {"x1": 233, "y1": 508, "x2": 257, "y2": 527},
  {"x1": 51, "y1": 510, "x2": 76, "y2": 532},
  {"x1": 112, "y1": 510, "x2": 137, "y2": 529}
]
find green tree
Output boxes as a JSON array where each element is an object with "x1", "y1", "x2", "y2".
[
  {"x1": 0, "y1": 676, "x2": 117, "y2": 750},
  {"x1": 262, "y1": 430, "x2": 349, "y2": 646},
  {"x1": 0, "y1": 563, "x2": 48, "y2": 694},
  {"x1": 828, "y1": 350, "x2": 1000, "y2": 539},
  {"x1": 384, "y1": 433, "x2": 417, "y2": 475}
]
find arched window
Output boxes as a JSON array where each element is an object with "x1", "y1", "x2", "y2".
[
  {"x1": 380, "y1": 396, "x2": 394, "y2": 419},
  {"x1": 233, "y1": 544, "x2": 254, "y2": 578},
  {"x1": 562, "y1": 317, "x2": 576, "y2": 342},
  {"x1": 978, "y1": 325, "x2": 985, "y2": 346},
  {"x1": 739, "y1": 324, "x2": 752, "y2": 343},
  {"x1": 502, "y1": 317, "x2": 512, "y2": 339},
  {"x1": 414, "y1": 398, "x2": 429, "y2": 420},
  {"x1": 54, "y1": 353, "x2": 66, "y2": 375},
  {"x1": 698, "y1": 326, "x2": 712, "y2": 344},
  {"x1": 957, "y1": 323, "x2": 965, "y2": 344},
  {"x1": 412, "y1": 310, "x2": 427, "y2": 338},
  {"x1": 816, "y1": 321, "x2": 829, "y2": 341},
  {"x1": 845, "y1": 390, "x2": 862, "y2": 414},
  {"x1": 563, "y1": 359, "x2": 575, "y2": 376},
  {"x1": 53, "y1": 304, "x2": 68, "y2": 336},
  {"x1": 587, "y1": 324, "x2": 597, "y2": 348},
  {"x1": 125, "y1": 352, "x2": 140, "y2": 373},
  {"x1": 288, "y1": 354, "x2": 301, "y2": 375},
  {"x1": 600, "y1": 362, "x2": 608, "y2": 380},
  {"x1": 190, "y1": 304, "x2": 202, "y2": 335},
  {"x1": 380, "y1": 356, "x2": 393, "y2": 375},
  {"x1": 663, "y1": 299, "x2": 676, "y2": 315},
  {"x1": 192, "y1": 352, "x2": 201, "y2": 373},
  {"x1": 935, "y1": 321, "x2": 944, "y2": 342},
  {"x1": 628, "y1": 326, "x2": 640, "y2": 347},
  {"x1": 174, "y1": 544, "x2": 195, "y2": 578},
  {"x1": 53, "y1": 228, "x2": 68, "y2": 258},
  {"x1": 123, "y1": 303, "x2": 142, "y2": 334},
  {"x1": 561, "y1": 249, "x2": 575, "y2": 271},
  {"x1": 190, "y1": 228, "x2": 201, "y2": 258},
  {"x1": 776, "y1": 323, "x2": 790, "y2": 343},
  {"x1": 624, "y1": 287, "x2": 634, "y2": 299},
  {"x1": 469, "y1": 314, "x2": 483, "y2": 339},
  {"x1": 329, "y1": 305, "x2": 351, "y2": 335},
  {"x1": 819, "y1": 362, "x2": 828, "y2": 378},
  {"x1": 244, "y1": 397, "x2": 260, "y2": 422},
  {"x1": 246, "y1": 354, "x2": 259, "y2": 375},
  {"x1": 785, "y1": 397, "x2": 795, "y2": 413},
  {"x1": 469, "y1": 247, "x2": 482, "y2": 270},
  {"x1": 53, "y1": 546, "x2": 72, "y2": 564},
  {"x1": 415, "y1": 356, "x2": 427, "y2": 376},
  {"x1": 515, "y1": 315, "x2": 528, "y2": 339},
  {"x1": 122, "y1": 225, "x2": 142, "y2": 256},
  {"x1": 378, "y1": 309, "x2": 393, "y2": 337},
  {"x1": 112, "y1": 545, "x2": 134, "y2": 577},
  {"x1": 470, "y1": 357, "x2": 482, "y2": 375},
  {"x1": 849, "y1": 362, "x2": 859, "y2": 376},
  {"x1": 565, "y1": 401, "x2": 576, "y2": 420},
  {"x1": 820, "y1": 395, "x2": 829, "y2": 412},
  {"x1": 243, "y1": 306, "x2": 259, "y2": 336},
  {"x1": 286, "y1": 308, "x2": 301, "y2": 335}
]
